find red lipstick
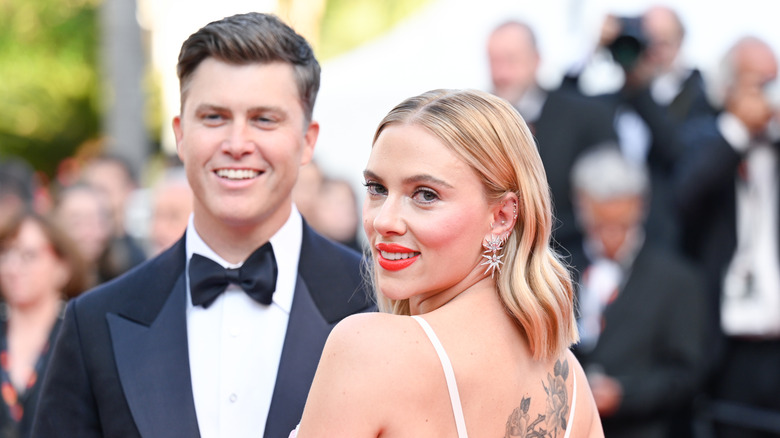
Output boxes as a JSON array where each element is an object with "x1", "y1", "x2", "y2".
[{"x1": 376, "y1": 243, "x2": 420, "y2": 271}]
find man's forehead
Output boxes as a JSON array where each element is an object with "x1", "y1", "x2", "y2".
[{"x1": 180, "y1": 59, "x2": 301, "y2": 109}]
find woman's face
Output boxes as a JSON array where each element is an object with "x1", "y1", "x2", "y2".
[
  {"x1": 362, "y1": 123, "x2": 493, "y2": 312},
  {"x1": 55, "y1": 189, "x2": 112, "y2": 264},
  {"x1": 0, "y1": 219, "x2": 69, "y2": 308}
]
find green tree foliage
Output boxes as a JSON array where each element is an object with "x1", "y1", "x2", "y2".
[{"x1": 0, "y1": 0, "x2": 101, "y2": 177}]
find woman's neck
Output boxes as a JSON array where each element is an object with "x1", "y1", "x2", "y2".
[
  {"x1": 8, "y1": 292, "x2": 61, "y2": 331},
  {"x1": 409, "y1": 274, "x2": 496, "y2": 315},
  {"x1": 5, "y1": 292, "x2": 61, "y2": 391}
]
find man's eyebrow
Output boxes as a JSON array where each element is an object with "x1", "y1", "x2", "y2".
[
  {"x1": 194, "y1": 103, "x2": 226, "y2": 112},
  {"x1": 247, "y1": 105, "x2": 287, "y2": 114},
  {"x1": 192, "y1": 104, "x2": 288, "y2": 114}
]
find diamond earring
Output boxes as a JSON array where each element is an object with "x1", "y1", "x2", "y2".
[{"x1": 480, "y1": 234, "x2": 506, "y2": 277}]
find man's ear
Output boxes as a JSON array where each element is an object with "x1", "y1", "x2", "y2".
[
  {"x1": 173, "y1": 116, "x2": 184, "y2": 161},
  {"x1": 300, "y1": 120, "x2": 319, "y2": 165}
]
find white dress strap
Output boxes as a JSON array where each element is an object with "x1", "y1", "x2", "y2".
[
  {"x1": 563, "y1": 363, "x2": 577, "y2": 438},
  {"x1": 411, "y1": 315, "x2": 468, "y2": 438}
]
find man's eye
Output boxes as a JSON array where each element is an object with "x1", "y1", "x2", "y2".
[{"x1": 201, "y1": 113, "x2": 224, "y2": 124}]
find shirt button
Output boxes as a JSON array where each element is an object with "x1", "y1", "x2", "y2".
[
  {"x1": 229, "y1": 393, "x2": 237, "y2": 403},
  {"x1": 229, "y1": 326, "x2": 240, "y2": 337}
]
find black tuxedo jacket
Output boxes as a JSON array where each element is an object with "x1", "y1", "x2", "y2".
[
  {"x1": 676, "y1": 115, "x2": 743, "y2": 283},
  {"x1": 665, "y1": 69, "x2": 715, "y2": 123},
  {"x1": 31, "y1": 221, "x2": 373, "y2": 438},
  {"x1": 532, "y1": 88, "x2": 618, "y2": 253},
  {"x1": 571, "y1": 245, "x2": 708, "y2": 438}
]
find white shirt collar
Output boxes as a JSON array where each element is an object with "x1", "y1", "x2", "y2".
[
  {"x1": 185, "y1": 206, "x2": 303, "y2": 314},
  {"x1": 650, "y1": 59, "x2": 693, "y2": 106},
  {"x1": 515, "y1": 85, "x2": 547, "y2": 123}
]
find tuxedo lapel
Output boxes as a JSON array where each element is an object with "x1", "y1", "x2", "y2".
[
  {"x1": 263, "y1": 222, "x2": 372, "y2": 436},
  {"x1": 264, "y1": 274, "x2": 331, "y2": 437},
  {"x1": 108, "y1": 273, "x2": 200, "y2": 438}
]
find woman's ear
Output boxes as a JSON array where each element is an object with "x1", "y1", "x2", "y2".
[{"x1": 488, "y1": 192, "x2": 518, "y2": 238}]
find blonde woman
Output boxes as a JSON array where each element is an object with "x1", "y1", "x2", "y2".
[{"x1": 294, "y1": 89, "x2": 602, "y2": 437}]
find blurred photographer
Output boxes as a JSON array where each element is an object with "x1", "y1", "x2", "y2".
[
  {"x1": 570, "y1": 7, "x2": 706, "y2": 252},
  {"x1": 675, "y1": 36, "x2": 780, "y2": 438},
  {"x1": 569, "y1": 6, "x2": 713, "y2": 121}
]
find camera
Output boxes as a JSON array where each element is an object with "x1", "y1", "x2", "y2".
[{"x1": 607, "y1": 16, "x2": 648, "y2": 71}]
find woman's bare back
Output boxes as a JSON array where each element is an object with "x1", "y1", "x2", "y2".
[{"x1": 297, "y1": 287, "x2": 601, "y2": 438}]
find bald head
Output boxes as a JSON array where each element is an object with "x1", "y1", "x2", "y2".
[
  {"x1": 642, "y1": 6, "x2": 685, "y2": 71},
  {"x1": 731, "y1": 37, "x2": 778, "y2": 86},
  {"x1": 487, "y1": 21, "x2": 540, "y2": 104}
]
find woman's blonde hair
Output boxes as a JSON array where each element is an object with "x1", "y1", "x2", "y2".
[{"x1": 370, "y1": 89, "x2": 578, "y2": 361}]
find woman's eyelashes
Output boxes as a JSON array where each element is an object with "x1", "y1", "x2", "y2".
[
  {"x1": 363, "y1": 180, "x2": 387, "y2": 197},
  {"x1": 411, "y1": 187, "x2": 439, "y2": 204},
  {"x1": 363, "y1": 180, "x2": 440, "y2": 204}
]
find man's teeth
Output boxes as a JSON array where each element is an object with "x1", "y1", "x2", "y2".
[
  {"x1": 216, "y1": 169, "x2": 259, "y2": 180},
  {"x1": 380, "y1": 251, "x2": 417, "y2": 260}
]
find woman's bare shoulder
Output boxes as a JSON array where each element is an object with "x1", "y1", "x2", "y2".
[
  {"x1": 297, "y1": 313, "x2": 430, "y2": 436},
  {"x1": 317, "y1": 313, "x2": 428, "y2": 386},
  {"x1": 325, "y1": 313, "x2": 420, "y2": 356}
]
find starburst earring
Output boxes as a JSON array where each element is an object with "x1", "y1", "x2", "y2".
[{"x1": 480, "y1": 234, "x2": 506, "y2": 277}]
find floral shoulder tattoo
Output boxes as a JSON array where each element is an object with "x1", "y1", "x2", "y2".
[{"x1": 504, "y1": 359, "x2": 570, "y2": 438}]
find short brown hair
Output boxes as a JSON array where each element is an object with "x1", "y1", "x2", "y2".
[
  {"x1": 177, "y1": 12, "x2": 321, "y2": 122},
  {"x1": 0, "y1": 210, "x2": 88, "y2": 300}
]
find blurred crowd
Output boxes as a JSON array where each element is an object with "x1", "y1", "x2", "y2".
[
  {"x1": 0, "y1": 4, "x2": 778, "y2": 437},
  {"x1": 486, "y1": 5, "x2": 780, "y2": 438}
]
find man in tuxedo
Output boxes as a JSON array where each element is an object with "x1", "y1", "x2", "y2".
[
  {"x1": 32, "y1": 12, "x2": 373, "y2": 438},
  {"x1": 569, "y1": 147, "x2": 708, "y2": 438},
  {"x1": 676, "y1": 36, "x2": 780, "y2": 437},
  {"x1": 487, "y1": 21, "x2": 617, "y2": 255}
]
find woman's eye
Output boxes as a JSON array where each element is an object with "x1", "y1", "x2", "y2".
[
  {"x1": 363, "y1": 181, "x2": 387, "y2": 196},
  {"x1": 413, "y1": 189, "x2": 439, "y2": 203}
]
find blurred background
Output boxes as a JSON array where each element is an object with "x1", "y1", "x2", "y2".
[
  {"x1": 2, "y1": 0, "x2": 780, "y2": 250},
  {"x1": 3, "y1": 0, "x2": 779, "y2": 196}
]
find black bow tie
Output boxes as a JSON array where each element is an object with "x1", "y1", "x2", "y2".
[{"x1": 189, "y1": 243, "x2": 278, "y2": 308}]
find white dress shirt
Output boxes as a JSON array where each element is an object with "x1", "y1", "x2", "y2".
[
  {"x1": 577, "y1": 230, "x2": 644, "y2": 352},
  {"x1": 514, "y1": 85, "x2": 546, "y2": 124},
  {"x1": 650, "y1": 60, "x2": 693, "y2": 106},
  {"x1": 185, "y1": 207, "x2": 302, "y2": 437},
  {"x1": 718, "y1": 114, "x2": 780, "y2": 336},
  {"x1": 578, "y1": 257, "x2": 623, "y2": 352}
]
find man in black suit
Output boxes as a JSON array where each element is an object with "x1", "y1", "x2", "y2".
[
  {"x1": 565, "y1": 6, "x2": 715, "y2": 252},
  {"x1": 487, "y1": 21, "x2": 617, "y2": 255},
  {"x1": 32, "y1": 12, "x2": 373, "y2": 438},
  {"x1": 640, "y1": 6, "x2": 714, "y2": 123},
  {"x1": 570, "y1": 147, "x2": 708, "y2": 438},
  {"x1": 676, "y1": 36, "x2": 780, "y2": 438}
]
